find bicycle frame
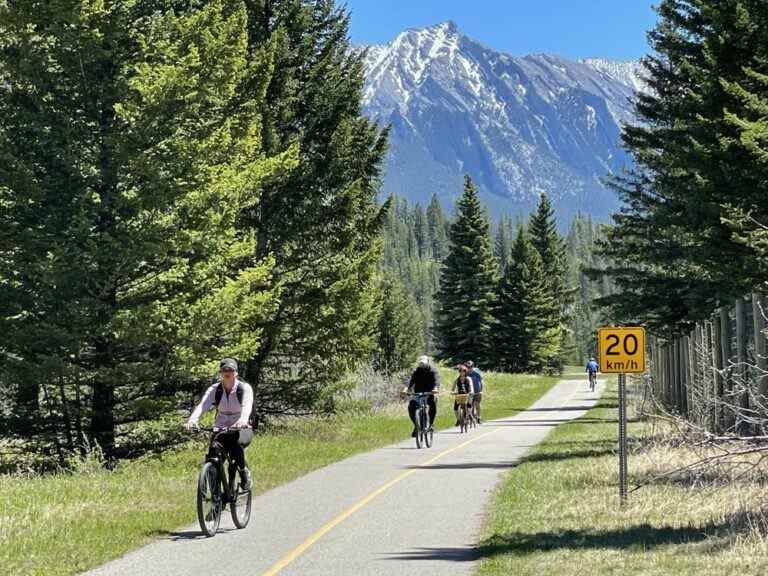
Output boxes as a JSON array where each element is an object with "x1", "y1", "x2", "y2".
[{"x1": 198, "y1": 427, "x2": 246, "y2": 506}]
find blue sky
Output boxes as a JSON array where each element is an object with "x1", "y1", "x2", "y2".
[{"x1": 345, "y1": 1, "x2": 657, "y2": 61}]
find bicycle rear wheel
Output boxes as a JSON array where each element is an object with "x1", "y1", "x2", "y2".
[
  {"x1": 230, "y1": 484, "x2": 252, "y2": 529},
  {"x1": 197, "y1": 462, "x2": 222, "y2": 537},
  {"x1": 423, "y1": 410, "x2": 433, "y2": 447}
]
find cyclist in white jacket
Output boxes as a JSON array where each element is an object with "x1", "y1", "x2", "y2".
[{"x1": 185, "y1": 358, "x2": 254, "y2": 490}]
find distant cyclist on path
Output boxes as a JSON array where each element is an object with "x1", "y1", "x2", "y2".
[
  {"x1": 402, "y1": 355, "x2": 441, "y2": 437},
  {"x1": 466, "y1": 360, "x2": 484, "y2": 423},
  {"x1": 586, "y1": 357, "x2": 599, "y2": 391}
]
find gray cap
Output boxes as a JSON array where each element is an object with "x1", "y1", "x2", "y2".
[{"x1": 219, "y1": 358, "x2": 238, "y2": 371}]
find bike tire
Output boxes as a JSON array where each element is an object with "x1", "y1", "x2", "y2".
[
  {"x1": 230, "y1": 484, "x2": 252, "y2": 529},
  {"x1": 197, "y1": 461, "x2": 222, "y2": 537},
  {"x1": 415, "y1": 408, "x2": 423, "y2": 449},
  {"x1": 423, "y1": 410, "x2": 433, "y2": 448}
]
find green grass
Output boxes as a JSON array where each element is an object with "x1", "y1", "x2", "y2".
[
  {"x1": 478, "y1": 378, "x2": 768, "y2": 576},
  {"x1": 0, "y1": 369, "x2": 558, "y2": 576}
]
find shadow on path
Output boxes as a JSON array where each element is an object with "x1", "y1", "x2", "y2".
[
  {"x1": 383, "y1": 523, "x2": 716, "y2": 563},
  {"x1": 405, "y1": 461, "x2": 521, "y2": 471},
  {"x1": 519, "y1": 447, "x2": 615, "y2": 464}
]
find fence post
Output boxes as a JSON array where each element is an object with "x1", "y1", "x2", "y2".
[
  {"x1": 735, "y1": 298, "x2": 750, "y2": 434},
  {"x1": 752, "y1": 293, "x2": 768, "y2": 405},
  {"x1": 720, "y1": 308, "x2": 734, "y2": 430},
  {"x1": 706, "y1": 324, "x2": 715, "y2": 430}
]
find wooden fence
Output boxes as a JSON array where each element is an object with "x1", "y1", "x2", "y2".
[{"x1": 648, "y1": 293, "x2": 768, "y2": 433}]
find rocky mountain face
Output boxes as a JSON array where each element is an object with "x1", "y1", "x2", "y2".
[{"x1": 362, "y1": 21, "x2": 645, "y2": 223}]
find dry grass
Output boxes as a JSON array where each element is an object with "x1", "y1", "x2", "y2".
[{"x1": 478, "y1": 380, "x2": 768, "y2": 576}]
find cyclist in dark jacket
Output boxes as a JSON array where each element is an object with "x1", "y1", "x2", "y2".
[{"x1": 402, "y1": 355, "x2": 441, "y2": 437}]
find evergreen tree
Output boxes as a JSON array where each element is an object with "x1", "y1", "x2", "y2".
[
  {"x1": 495, "y1": 228, "x2": 558, "y2": 373},
  {"x1": 529, "y1": 193, "x2": 568, "y2": 368},
  {"x1": 237, "y1": 0, "x2": 389, "y2": 418},
  {"x1": 435, "y1": 175, "x2": 498, "y2": 366},
  {"x1": 494, "y1": 216, "x2": 515, "y2": 271},
  {"x1": 0, "y1": 0, "x2": 288, "y2": 455},
  {"x1": 597, "y1": 0, "x2": 768, "y2": 333},
  {"x1": 426, "y1": 193, "x2": 449, "y2": 261},
  {"x1": 373, "y1": 275, "x2": 424, "y2": 373}
]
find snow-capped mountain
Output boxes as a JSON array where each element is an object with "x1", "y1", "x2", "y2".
[{"x1": 362, "y1": 21, "x2": 646, "y2": 222}]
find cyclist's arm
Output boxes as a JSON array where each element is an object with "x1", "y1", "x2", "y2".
[
  {"x1": 188, "y1": 384, "x2": 216, "y2": 426},
  {"x1": 236, "y1": 383, "x2": 254, "y2": 427}
]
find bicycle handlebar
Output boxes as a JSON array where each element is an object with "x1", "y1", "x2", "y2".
[{"x1": 189, "y1": 425, "x2": 252, "y2": 433}]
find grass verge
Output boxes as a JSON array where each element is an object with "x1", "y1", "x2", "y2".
[
  {"x1": 478, "y1": 378, "x2": 768, "y2": 576},
  {"x1": 1, "y1": 369, "x2": 558, "y2": 576}
]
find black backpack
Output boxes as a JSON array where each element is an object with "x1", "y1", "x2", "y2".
[
  {"x1": 213, "y1": 380, "x2": 257, "y2": 427},
  {"x1": 213, "y1": 381, "x2": 244, "y2": 407}
]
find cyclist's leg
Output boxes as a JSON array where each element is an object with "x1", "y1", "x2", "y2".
[
  {"x1": 220, "y1": 433, "x2": 246, "y2": 470},
  {"x1": 408, "y1": 399, "x2": 418, "y2": 427},
  {"x1": 475, "y1": 393, "x2": 482, "y2": 421},
  {"x1": 453, "y1": 401, "x2": 460, "y2": 425},
  {"x1": 428, "y1": 396, "x2": 437, "y2": 428}
]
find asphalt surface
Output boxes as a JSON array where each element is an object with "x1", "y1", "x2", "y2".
[{"x1": 84, "y1": 375, "x2": 604, "y2": 576}]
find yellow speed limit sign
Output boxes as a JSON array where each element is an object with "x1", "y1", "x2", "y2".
[{"x1": 598, "y1": 327, "x2": 646, "y2": 373}]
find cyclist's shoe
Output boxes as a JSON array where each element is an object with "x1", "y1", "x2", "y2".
[
  {"x1": 239, "y1": 467, "x2": 253, "y2": 491},
  {"x1": 411, "y1": 426, "x2": 418, "y2": 438}
]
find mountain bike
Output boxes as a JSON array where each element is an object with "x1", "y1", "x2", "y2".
[
  {"x1": 194, "y1": 427, "x2": 252, "y2": 537},
  {"x1": 410, "y1": 392, "x2": 436, "y2": 448},
  {"x1": 467, "y1": 394, "x2": 478, "y2": 429},
  {"x1": 454, "y1": 393, "x2": 471, "y2": 433},
  {"x1": 588, "y1": 371, "x2": 597, "y2": 392}
]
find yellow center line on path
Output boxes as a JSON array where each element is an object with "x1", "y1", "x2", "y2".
[{"x1": 260, "y1": 428, "x2": 501, "y2": 576}]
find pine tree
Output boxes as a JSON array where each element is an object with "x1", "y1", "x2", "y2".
[
  {"x1": 435, "y1": 175, "x2": 499, "y2": 366},
  {"x1": 373, "y1": 275, "x2": 424, "y2": 373},
  {"x1": 0, "y1": 0, "x2": 287, "y2": 455},
  {"x1": 494, "y1": 216, "x2": 515, "y2": 271},
  {"x1": 237, "y1": 0, "x2": 389, "y2": 418},
  {"x1": 426, "y1": 193, "x2": 449, "y2": 261},
  {"x1": 597, "y1": 0, "x2": 768, "y2": 332},
  {"x1": 529, "y1": 193, "x2": 567, "y2": 368},
  {"x1": 495, "y1": 228, "x2": 559, "y2": 373}
]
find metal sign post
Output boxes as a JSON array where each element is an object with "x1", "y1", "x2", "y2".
[
  {"x1": 598, "y1": 326, "x2": 645, "y2": 507},
  {"x1": 618, "y1": 373, "x2": 628, "y2": 505}
]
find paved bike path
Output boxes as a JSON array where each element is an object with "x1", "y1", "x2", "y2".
[{"x1": 85, "y1": 376, "x2": 604, "y2": 576}]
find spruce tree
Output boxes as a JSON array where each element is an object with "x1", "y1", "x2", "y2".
[
  {"x1": 495, "y1": 228, "x2": 558, "y2": 373},
  {"x1": 0, "y1": 0, "x2": 287, "y2": 455},
  {"x1": 494, "y1": 216, "x2": 515, "y2": 271},
  {"x1": 237, "y1": 0, "x2": 389, "y2": 418},
  {"x1": 373, "y1": 275, "x2": 424, "y2": 373},
  {"x1": 426, "y1": 193, "x2": 449, "y2": 261},
  {"x1": 597, "y1": 0, "x2": 768, "y2": 332},
  {"x1": 529, "y1": 193, "x2": 567, "y2": 368},
  {"x1": 435, "y1": 175, "x2": 498, "y2": 366}
]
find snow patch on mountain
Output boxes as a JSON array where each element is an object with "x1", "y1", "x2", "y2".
[{"x1": 362, "y1": 22, "x2": 646, "y2": 222}]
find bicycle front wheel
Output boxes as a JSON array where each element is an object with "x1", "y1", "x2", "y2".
[
  {"x1": 231, "y1": 484, "x2": 252, "y2": 529},
  {"x1": 197, "y1": 462, "x2": 222, "y2": 537}
]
